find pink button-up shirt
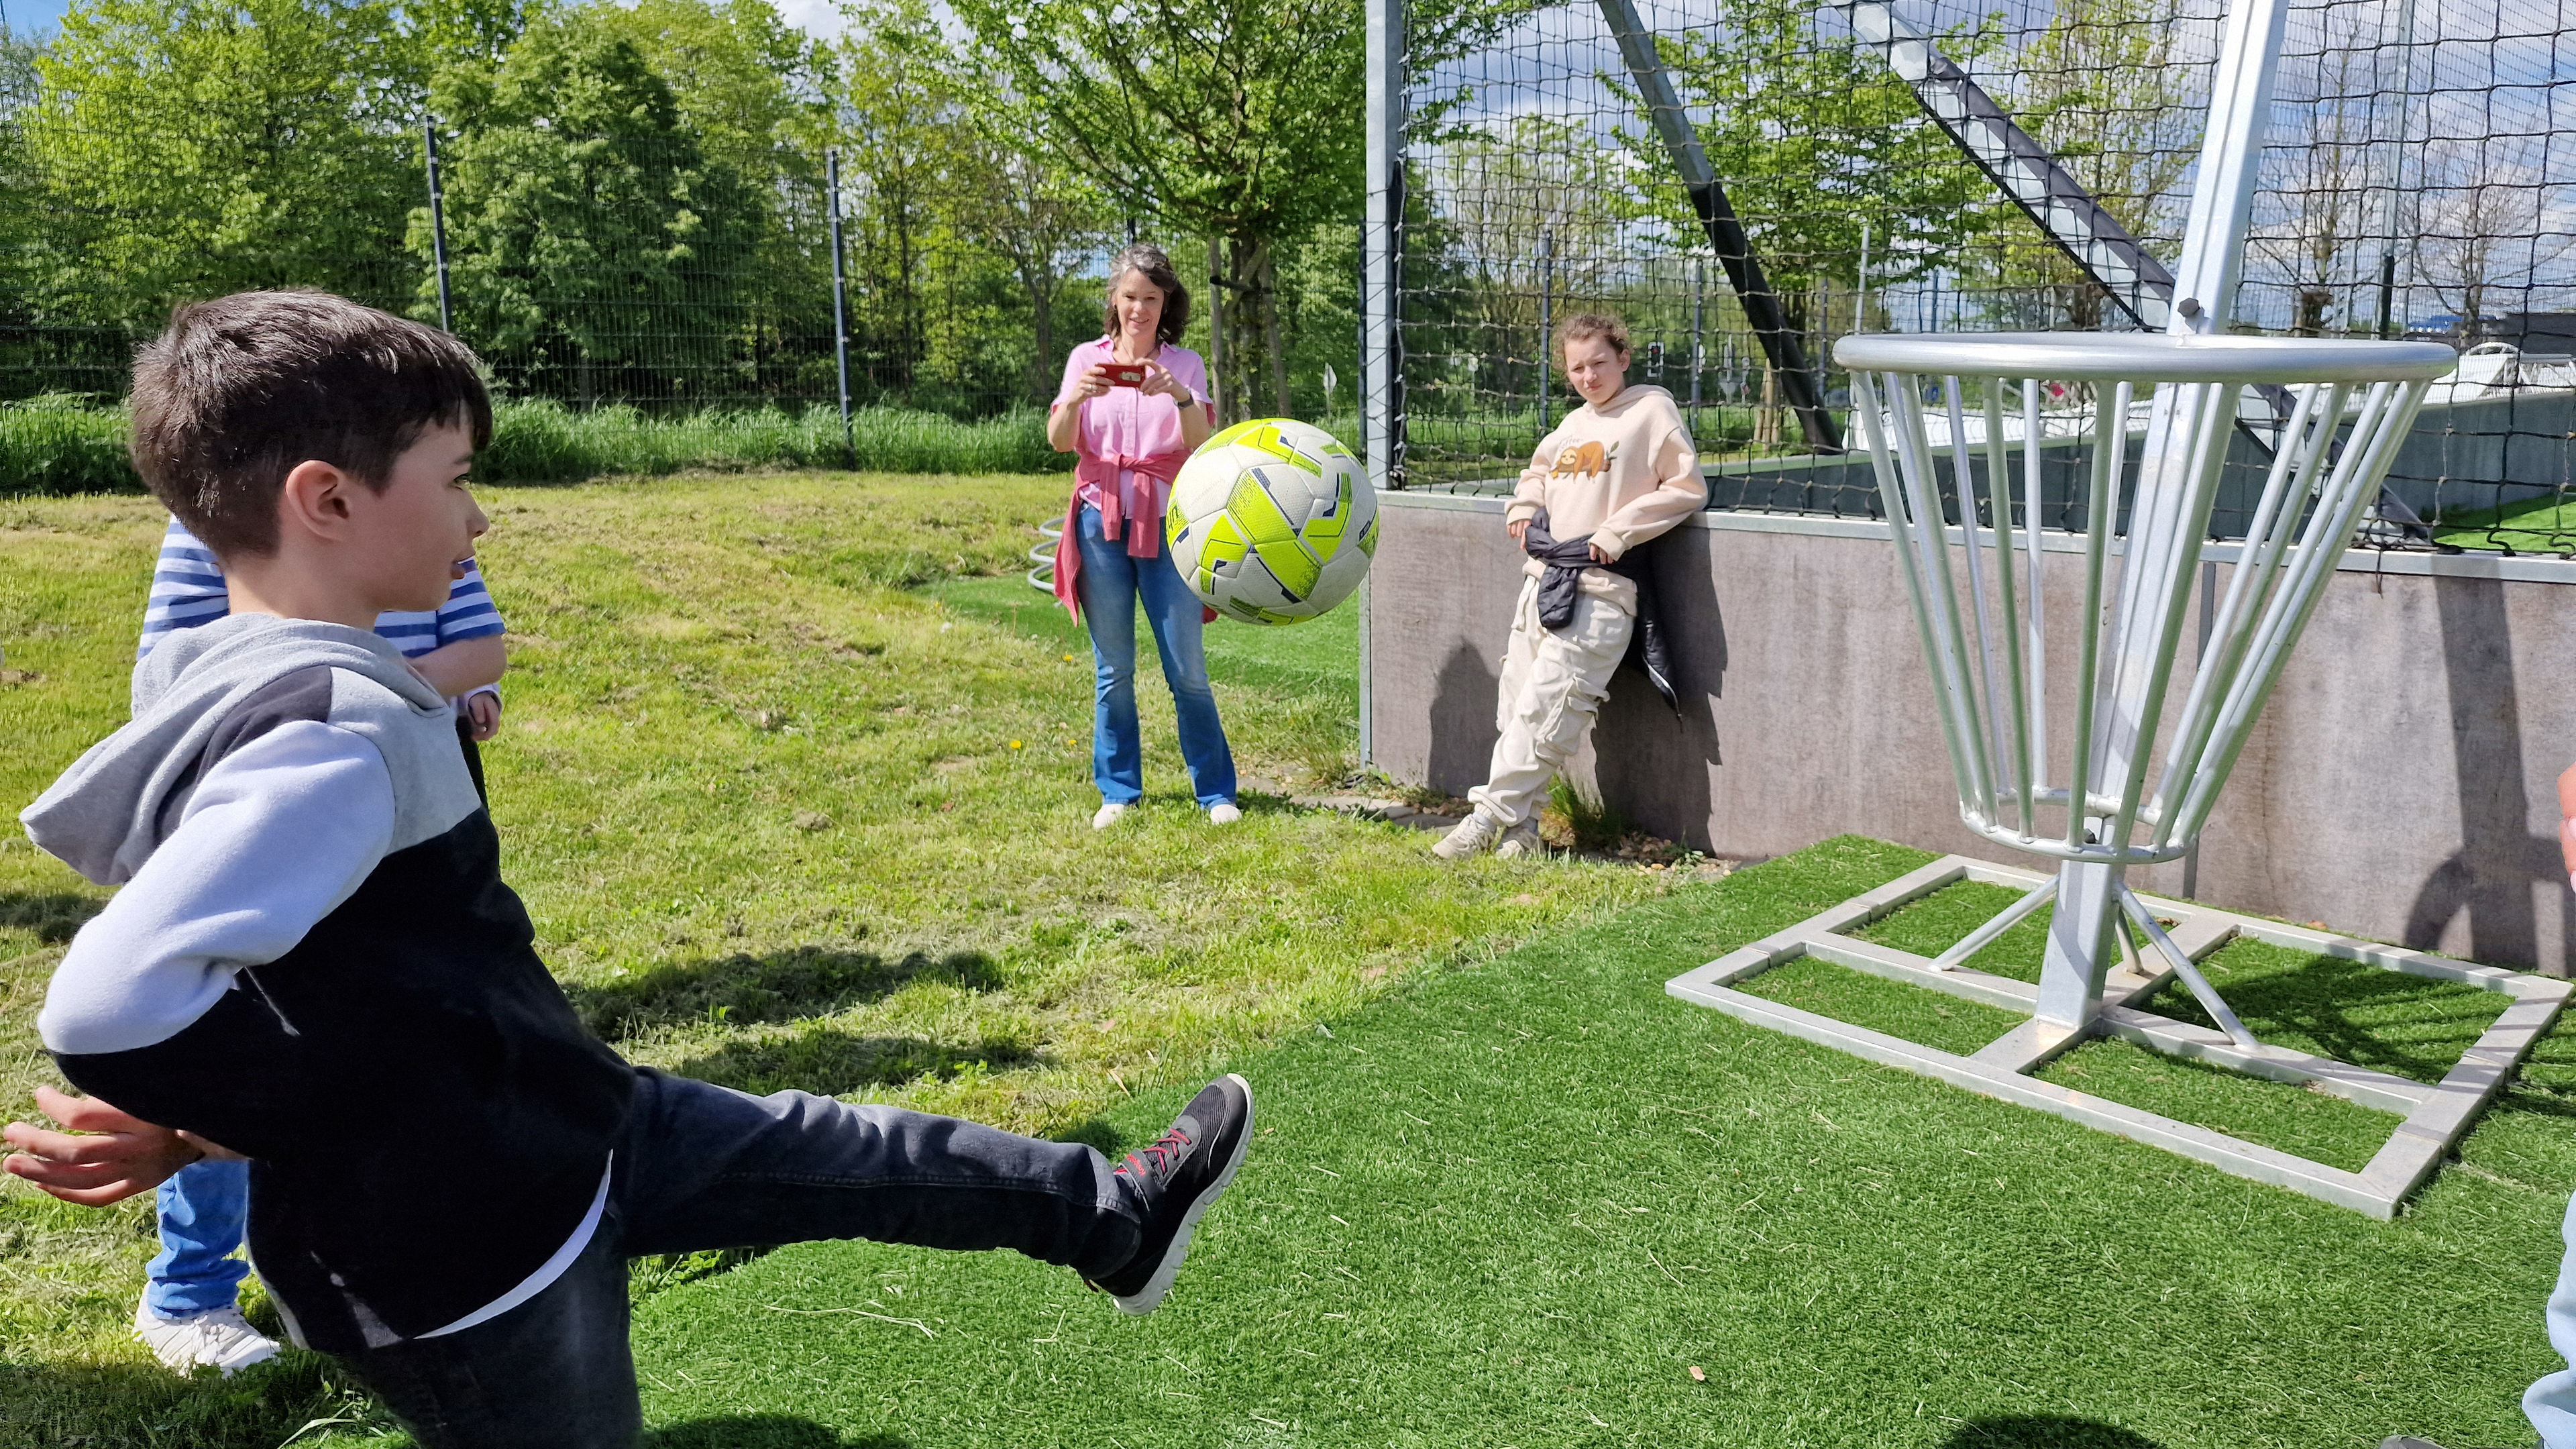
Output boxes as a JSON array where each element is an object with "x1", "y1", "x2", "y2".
[{"x1": 1049, "y1": 337, "x2": 1214, "y2": 619}]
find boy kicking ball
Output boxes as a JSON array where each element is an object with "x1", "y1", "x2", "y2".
[
  {"x1": 1435, "y1": 313, "x2": 1706, "y2": 861},
  {"x1": 3, "y1": 292, "x2": 1254, "y2": 1448}
]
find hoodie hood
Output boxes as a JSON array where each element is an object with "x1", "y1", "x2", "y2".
[{"x1": 22, "y1": 613, "x2": 446, "y2": 885}]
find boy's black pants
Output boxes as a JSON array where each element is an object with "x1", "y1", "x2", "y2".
[{"x1": 321, "y1": 1067, "x2": 1142, "y2": 1448}]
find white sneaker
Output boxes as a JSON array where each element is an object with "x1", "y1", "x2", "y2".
[
  {"x1": 1432, "y1": 812, "x2": 1502, "y2": 861},
  {"x1": 1208, "y1": 802, "x2": 1242, "y2": 825},
  {"x1": 1495, "y1": 822, "x2": 1544, "y2": 859},
  {"x1": 134, "y1": 1298, "x2": 280, "y2": 1376},
  {"x1": 1093, "y1": 802, "x2": 1130, "y2": 830}
]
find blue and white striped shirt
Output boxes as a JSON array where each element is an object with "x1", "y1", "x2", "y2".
[{"x1": 138, "y1": 517, "x2": 508, "y2": 663}]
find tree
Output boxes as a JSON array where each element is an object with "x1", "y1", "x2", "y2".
[
  {"x1": 418, "y1": 14, "x2": 757, "y2": 403},
  {"x1": 583, "y1": 0, "x2": 841, "y2": 397},
  {"x1": 1638, "y1": 0, "x2": 1992, "y2": 337},
  {"x1": 2413, "y1": 134, "x2": 2575, "y2": 339},
  {"x1": 19, "y1": 0, "x2": 426, "y2": 351},
  {"x1": 1984, "y1": 0, "x2": 2198, "y2": 330},
  {"x1": 957, "y1": 142, "x2": 1109, "y2": 404},
  {"x1": 951, "y1": 0, "x2": 1367, "y2": 421}
]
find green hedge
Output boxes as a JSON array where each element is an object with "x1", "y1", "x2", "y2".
[{"x1": 0, "y1": 398, "x2": 1065, "y2": 496}]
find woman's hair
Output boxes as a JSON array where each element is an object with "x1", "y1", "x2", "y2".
[
  {"x1": 1554, "y1": 311, "x2": 1632, "y2": 362},
  {"x1": 1102, "y1": 244, "x2": 1191, "y2": 346}
]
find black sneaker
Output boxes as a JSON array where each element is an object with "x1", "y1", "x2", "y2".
[{"x1": 1089, "y1": 1073, "x2": 1254, "y2": 1315}]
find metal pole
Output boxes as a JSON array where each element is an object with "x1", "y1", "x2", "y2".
[
  {"x1": 1363, "y1": 0, "x2": 1406, "y2": 773},
  {"x1": 2371, "y1": 0, "x2": 2420, "y2": 339},
  {"x1": 1536, "y1": 228, "x2": 1554, "y2": 441},
  {"x1": 1208, "y1": 235, "x2": 1225, "y2": 423},
  {"x1": 826, "y1": 148, "x2": 855, "y2": 472},
  {"x1": 1689, "y1": 259, "x2": 1704, "y2": 434},
  {"x1": 2036, "y1": 0, "x2": 2292, "y2": 1037},
  {"x1": 424, "y1": 121, "x2": 454, "y2": 334}
]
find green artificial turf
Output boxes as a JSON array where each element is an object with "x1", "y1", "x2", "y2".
[
  {"x1": 628, "y1": 837, "x2": 2576, "y2": 1449},
  {"x1": 2431, "y1": 491, "x2": 2576, "y2": 555}
]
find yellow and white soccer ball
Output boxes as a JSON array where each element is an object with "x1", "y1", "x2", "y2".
[{"x1": 1165, "y1": 419, "x2": 1378, "y2": 625}]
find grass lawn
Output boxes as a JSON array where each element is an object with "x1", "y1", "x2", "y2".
[
  {"x1": 1, "y1": 475, "x2": 2565, "y2": 1448},
  {"x1": 2432, "y1": 492, "x2": 2576, "y2": 555},
  {"x1": 0, "y1": 472, "x2": 1668, "y2": 1447},
  {"x1": 628, "y1": 837, "x2": 2576, "y2": 1449}
]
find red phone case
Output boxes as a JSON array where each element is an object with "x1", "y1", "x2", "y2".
[{"x1": 1102, "y1": 363, "x2": 1146, "y2": 388}]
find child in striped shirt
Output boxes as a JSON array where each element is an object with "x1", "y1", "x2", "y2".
[{"x1": 127, "y1": 515, "x2": 509, "y2": 1375}]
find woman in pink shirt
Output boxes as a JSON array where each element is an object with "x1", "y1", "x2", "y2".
[{"x1": 1047, "y1": 243, "x2": 1239, "y2": 830}]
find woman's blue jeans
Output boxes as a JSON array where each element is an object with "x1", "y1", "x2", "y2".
[
  {"x1": 148, "y1": 1157, "x2": 252, "y2": 1316},
  {"x1": 1075, "y1": 504, "x2": 1236, "y2": 808}
]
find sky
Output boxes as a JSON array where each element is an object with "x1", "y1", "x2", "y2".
[{"x1": 0, "y1": 0, "x2": 68, "y2": 40}]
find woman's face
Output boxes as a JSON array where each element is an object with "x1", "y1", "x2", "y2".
[{"x1": 1111, "y1": 270, "x2": 1165, "y2": 344}]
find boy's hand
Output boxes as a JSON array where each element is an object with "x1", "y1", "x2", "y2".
[
  {"x1": 2, "y1": 1086, "x2": 217, "y2": 1206},
  {"x1": 465, "y1": 690, "x2": 502, "y2": 742}
]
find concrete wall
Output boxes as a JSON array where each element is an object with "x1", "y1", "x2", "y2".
[{"x1": 1368, "y1": 492, "x2": 2576, "y2": 974}]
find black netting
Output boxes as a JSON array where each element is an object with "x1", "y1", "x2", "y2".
[{"x1": 1394, "y1": 0, "x2": 2576, "y2": 555}]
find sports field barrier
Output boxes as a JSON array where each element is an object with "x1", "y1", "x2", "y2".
[{"x1": 1367, "y1": 486, "x2": 2576, "y2": 976}]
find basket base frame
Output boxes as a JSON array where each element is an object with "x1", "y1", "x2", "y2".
[{"x1": 1665, "y1": 855, "x2": 2570, "y2": 1218}]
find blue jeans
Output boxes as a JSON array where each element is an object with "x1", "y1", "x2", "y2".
[
  {"x1": 2530, "y1": 1191, "x2": 2576, "y2": 1446},
  {"x1": 1075, "y1": 504, "x2": 1236, "y2": 808},
  {"x1": 148, "y1": 1157, "x2": 252, "y2": 1316},
  {"x1": 321, "y1": 1067, "x2": 1142, "y2": 1449}
]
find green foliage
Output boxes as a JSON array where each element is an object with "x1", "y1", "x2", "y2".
[
  {"x1": 419, "y1": 15, "x2": 757, "y2": 402},
  {"x1": 1636, "y1": 0, "x2": 1995, "y2": 329},
  {"x1": 0, "y1": 400, "x2": 1065, "y2": 493}
]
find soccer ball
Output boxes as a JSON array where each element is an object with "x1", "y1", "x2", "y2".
[{"x1": 1165, "y1": 419, "x2": 1378, "y2": 625}]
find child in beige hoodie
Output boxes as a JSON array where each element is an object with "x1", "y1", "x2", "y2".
[{"x1": 1435, "y1": 312, "x2": 1706, "y2": 859}]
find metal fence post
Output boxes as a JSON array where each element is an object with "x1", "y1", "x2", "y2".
[
  {"x1": 1536, "y1": 227, "x2": 1553, "y2": 442},
  {"x1": 423, "y1": 121, "x2": 454, "y2": 333},
  {"x1": 1362, "y1": 0, "x2": 1406, "y2": 774},
  {"x1": 826, "y1": 148, "x2": 855, "y2": 472},
  {"x1": 1689, "y1": 258, "x2": 1704, "y2": 434}
]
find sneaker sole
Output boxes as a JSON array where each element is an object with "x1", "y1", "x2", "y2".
[{"x1": 1112, "y1": 1074, "x2": 1254, "y2": 1316}]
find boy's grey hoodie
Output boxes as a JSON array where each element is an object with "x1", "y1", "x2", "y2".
[{"x1": 21, "y1": 613, "x2": 632, "y2": 1350}]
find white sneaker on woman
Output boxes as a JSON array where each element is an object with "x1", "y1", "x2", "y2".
[
  {"x1": 1208, "y1": 802, "x2": 1242, "y2": 825},
  {"x1": 1093, "y1": 802, "x2": 1130, "y2": 830},
  {"x1": 133, "y1": 1297, "x2": 280, "y2": 1376}
]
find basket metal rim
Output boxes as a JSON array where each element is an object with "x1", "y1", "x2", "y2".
[{"x1": 1833, "y1": 331, "x2": 2459, "y2": 384}]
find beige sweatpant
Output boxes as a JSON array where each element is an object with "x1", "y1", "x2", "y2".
[{"x1": 1467, "y1": 575, "x2": 1633, "y2": 829}]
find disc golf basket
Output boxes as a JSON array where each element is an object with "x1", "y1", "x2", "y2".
[{"x1": 1666, "y1": 331, "x2": 2570, "y2": 1216}]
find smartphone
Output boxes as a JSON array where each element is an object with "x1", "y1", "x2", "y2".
[{"x1": 1099, "y1": 362, "x2": 1146, "y2": 388}]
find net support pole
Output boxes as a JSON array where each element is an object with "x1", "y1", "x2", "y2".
[
  {"x1": 423, "y1": 121, "x2": 455, "y2": 334},
  {"x1": 1536, "y1": 228, "x2": 1553, "y2": 440},
  {"x1": 2035, "y1": 0, "x2": 2292, "y2": 1036},
  {"x1": 826, "y1": 148, "x2": 855, "y2": 472},
  {"x1": 1362, "y1": 0, "x2": 1405, "y2": 771},
  {"x1": 1596, "y1": 0, "x2": 1839, "y2": 453}
]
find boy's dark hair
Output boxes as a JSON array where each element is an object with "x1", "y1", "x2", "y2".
[
  {"x1": 1102, "y1": 243, "x2": 1191, "y2": 347},
  {"x1": 129, "y1": 291, "x2": 494, "y2": 559}
]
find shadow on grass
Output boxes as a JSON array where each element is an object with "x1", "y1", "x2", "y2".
[
  {"x1": 2147, "y1": 951, "x2": 2508, "y2": 1086},
  {"x1": 674, "y1": 1024, "x2": 1033, "y2": 1099},
  {"x1": 1942, "y1": 1415, "x2": 2166, "y2": 1448},
  {"x1": 648, "y1": 1413, "x2": 910, "y2": 1448},
  {"x1": 574, "y1": 947, "x2": 1001, "y2": 1042},
  {"x1": 0, "y1": 890, "x2": 103, "y2": 946}
]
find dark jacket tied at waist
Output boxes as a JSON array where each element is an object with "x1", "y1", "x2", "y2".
[{"x1": 1521, "y1": 508, "x2": 1679, "y2": 714}]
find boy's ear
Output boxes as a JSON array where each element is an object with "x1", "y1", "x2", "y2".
[{"x1": 274, "y1": 460, "x2": 360, "y2": 543}]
